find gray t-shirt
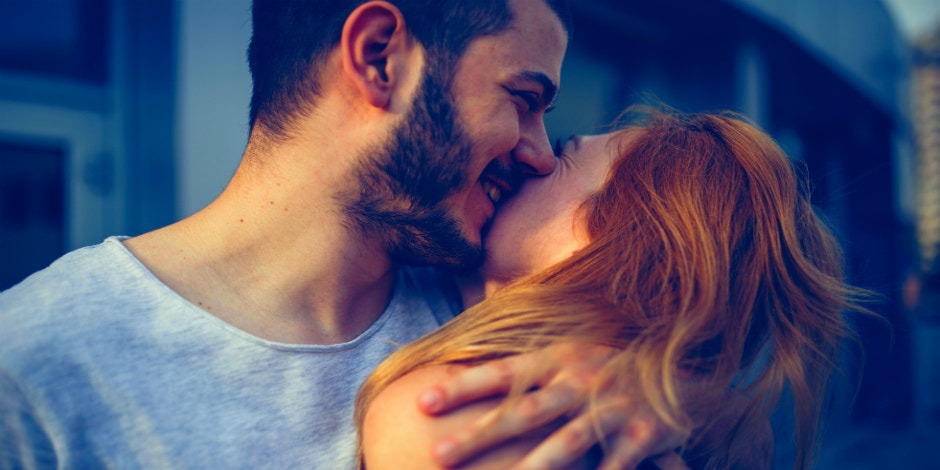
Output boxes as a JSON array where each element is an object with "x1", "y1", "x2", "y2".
[{"x1": 0, "y1": 237, "x2": 460, "y2": 469}]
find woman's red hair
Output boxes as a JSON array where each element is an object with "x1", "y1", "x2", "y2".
[{"x1": 356, "y1": 106, "x2": 870, "y2": 469}]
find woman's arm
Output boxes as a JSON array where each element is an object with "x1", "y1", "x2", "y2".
[{"x1": 361, "y1": 364, "x2": 587, "y2": 470}]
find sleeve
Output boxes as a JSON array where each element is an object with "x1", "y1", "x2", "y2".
[{"x1": 0, "y1": 369, "x2": 58, "y2": 470}]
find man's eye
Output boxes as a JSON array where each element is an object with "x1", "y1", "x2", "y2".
[
  {"x1": 511, "y1": 91, "x2": 540, "y2": 113},
  {"x1": 553, "y1": 138, "x2": 564, "y2": 157}
]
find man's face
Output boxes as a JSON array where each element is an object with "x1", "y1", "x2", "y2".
[
  {"x1": 441, "y1": 0, "x2": 568, "y2": 258},
  {"x1": 346, "y1": 0, "x2": 568, "y2": 271}
]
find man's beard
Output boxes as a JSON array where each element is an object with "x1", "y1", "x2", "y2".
[{"x1": 342, "y1": 70, "x2": 485, "y2": 272}]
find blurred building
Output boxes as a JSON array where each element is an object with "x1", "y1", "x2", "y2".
[
  {"x1": 914, "y1": 29, "x2": 940, "y2": 281},
  {"x1": 0, "y1": 0, "x2": 178, "y2": 289},
  {"x1": 911, "y1": 22, "x2": 940, "y2": 433},
  {"x1": 0, "y1": 0, "x2": 922, "y2": 466}
]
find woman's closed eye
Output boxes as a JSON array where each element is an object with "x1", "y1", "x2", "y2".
[{"x1": 554, "y1": 138, "x2": 565, "y2": 158}]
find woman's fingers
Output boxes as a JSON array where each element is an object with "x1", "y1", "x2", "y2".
[
  {"x1": 418, "y1": 343, "x2": 624, "y2": 467},
  {"x1": 417, "y1": 355, "x2": 545, "y2": 415},
  {"x1": 596, "y1": 408, "x2": 686, "y2": 470},
  {"x1": 508, "y1": 398, "x2": 630, "y2": 470},
  {"x1": 418, "y1": 343, "x2": 617, "y2": 416},
  {"x1": 432, "y1": 380, "x2": 582, "y2": 467},
  {"x1": 648, "y1": 452, "x2": 690, "y2": 470},
  {"x1": 505, "y1": 392, "x2": 687, "y2": 470}
]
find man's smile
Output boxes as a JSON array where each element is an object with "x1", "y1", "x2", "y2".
[{"x1": 478, "y1": 160, "x2": 520, "y2": 207}]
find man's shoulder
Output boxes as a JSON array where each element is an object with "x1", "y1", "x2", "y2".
[
  {"x1": 0, "y1": 237, "x2": 159, "y2": 367},
  {"x1": 1, "y1": 237, "x2": 136, "y2": 310}
]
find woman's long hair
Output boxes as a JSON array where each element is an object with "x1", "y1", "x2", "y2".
[{"x1": 355, "y1": 107, "x2": 869, "y2": 469}]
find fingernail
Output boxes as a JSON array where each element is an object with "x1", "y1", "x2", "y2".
[
  {"x1": 418, "y1": 390, "x2": 440, "y2": 412},
  {"x1": 433, "y1": 440, "x2": 456, "y2": 464}
]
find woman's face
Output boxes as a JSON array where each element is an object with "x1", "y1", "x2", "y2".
[{"x1": 480, "y1": 130, "x2": 637, "y2": 294}]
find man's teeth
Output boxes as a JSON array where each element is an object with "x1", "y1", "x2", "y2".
[{"x1": 481, "y1": 180, "x2": 502, "y2": 204}]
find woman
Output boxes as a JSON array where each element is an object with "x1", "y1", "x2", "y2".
[{"x1": 355, "y1": 106, "x2": 869, "y2": 469}]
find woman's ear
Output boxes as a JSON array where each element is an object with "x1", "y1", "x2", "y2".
[{"x1": 340, "y1": 1, "x2": 417, "y2": 109}]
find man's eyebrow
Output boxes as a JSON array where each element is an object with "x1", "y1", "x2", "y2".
[{"x1": 515, "y1": 71, "x2": 559, "y2": 110}]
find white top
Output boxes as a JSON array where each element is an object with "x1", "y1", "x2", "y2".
[{"x1": 0, "y1": 237, "x2": 460, "y2": 469}]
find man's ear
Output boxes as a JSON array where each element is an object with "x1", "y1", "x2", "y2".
[{"x1": 341, "y1": 1, "x2": 416, "y2": 109}]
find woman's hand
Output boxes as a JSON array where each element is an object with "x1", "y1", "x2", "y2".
[{"x1": 416, "y1": 343, "x2": 688, "y2": 469}]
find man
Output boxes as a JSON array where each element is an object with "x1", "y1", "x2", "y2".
[{"x1": 1, "y1": 0, "x2": 676, "y2": 467}]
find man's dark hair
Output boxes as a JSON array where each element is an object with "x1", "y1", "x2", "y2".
[{"x1": 247, "y1": 0, "x2": 571, "y2": 138}]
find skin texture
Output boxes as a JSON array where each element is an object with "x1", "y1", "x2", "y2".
[
  {"x1": 439, "y1": 6, "x2": 566, "y2": 254},
  {"x1": 481, "y1": 132, "x2": 634, "y2": 295},
  {"x1": 362, "y1": 365, "x2": 594, "y2": 470}
]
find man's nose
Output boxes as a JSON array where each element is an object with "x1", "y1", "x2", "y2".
[{"x1": 512, "y1": 121, "x2": 557, "y2": 176}]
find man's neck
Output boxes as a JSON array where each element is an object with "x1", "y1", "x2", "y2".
[{"x1": 124, "y1": 145, "x2": 398, "y2": 345}]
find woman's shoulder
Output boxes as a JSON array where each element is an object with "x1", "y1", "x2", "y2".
[
  {"x1": 361, "y1": 365, "x2": 460, "y2": 469},
  {"x1": 361, "y1": 364, "x2": 559, "y2": 470}
]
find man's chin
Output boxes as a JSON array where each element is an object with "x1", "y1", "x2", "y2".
[
  {"x1": 424, "y1": 241, "x2": 484, "y2": 274},
  {"x1": 443, "y1": 241, "x2": 485, "y2": 274},
  {"x1": 388, "y1": 231, "x2": 483, "y2": 273}
]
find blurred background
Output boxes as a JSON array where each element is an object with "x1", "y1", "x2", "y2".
[{"x1": 0, "y1": 0, "x2": 938, "y2": 467}]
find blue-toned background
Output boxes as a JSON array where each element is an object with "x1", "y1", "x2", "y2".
[{"x1": 1, "y1": 0, "x2": 938, "y2": 467}]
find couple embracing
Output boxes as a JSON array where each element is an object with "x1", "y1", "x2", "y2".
[{"x1": 0, "y1": 1, "x2": 865, "y2": 469}]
